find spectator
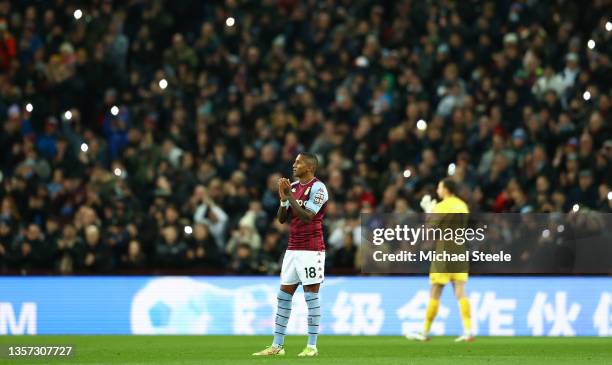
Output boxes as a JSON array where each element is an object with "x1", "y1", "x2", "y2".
[
  {"x1": 121, "y1": 240, "x2": 147, "y2": 270},
  {"x1": 256, "y1": 229, "x2": 282, "y2": 275},
  {"x1": 226, "y1": 211, "x2": 261, "y2": 255},
  {"x1": 36, "y1": 117, "x2": 60, "y2": 160},
  {"x1": 12, "y1": 223, "x2": 54, "y2": 272},
  {"x1": 532, "y1": 65, "x2": 565, "y2": 100},
  {"x1": 228, "y1": 242, "x2": 256, "y2": 274},
  {"x1": 155, "y1": 225, "x2": 188, "y2": 268},
  {"x1": 193, "y1": 185, "x2": 228, "y2": 249},
  {"x1": 54, "y1": 223, "x2": 80, "y2": 274},
  {"x1": 261, "y1": 173, "x2": 282, "y2": 219},
  {"x1": 328, "y1": 202, "x2": 360, "y2": 250},
  {"x1": 186, "y1": 223, "x2": 220, "y2": 268},
  {"x1": 0, "y1": 218, "x2": 14, "y2": 271},
  {"x1": 163, "y1": 33, "x2": 197, "y2": 71},
  {"x1": 0, "y1": 18, "x2": 16, "y2": 71},
  {"x1": 77, "y1": 225, "x2": 112, "y2": 272},
  {"x1": 568, "y1": 170, "x2": 598, "y2": 209},
  {"x1": 332, "y1": 231, "x2": 358, "y2": 270}
]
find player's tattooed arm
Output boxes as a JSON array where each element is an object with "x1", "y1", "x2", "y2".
[{"x1": 277, "y1": 178, "x2": 289, "y2": 224}]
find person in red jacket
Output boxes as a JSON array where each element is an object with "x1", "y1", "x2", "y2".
[{"x1": 0, "y1": 18, "x2": 17, "y2": 71}]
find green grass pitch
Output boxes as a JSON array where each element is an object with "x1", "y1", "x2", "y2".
[{"x1": 1, "y1": 336, "x2": 611, "y2": 364}]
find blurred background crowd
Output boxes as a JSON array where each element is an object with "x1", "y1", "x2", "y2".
[{"x1": 0, "y1": 0, "x2": 610, "y2": 275}]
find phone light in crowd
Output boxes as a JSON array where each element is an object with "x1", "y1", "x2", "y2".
[
  {"x1": 355, "y1": 56, "x2": 369, "y2": 68},
  {"x1": 184, "y1": 226, "x2": 193, "y2": 235},
  {"x1": 64, "y1": 110, "x2": 72, "y2": 120},
  {"x1": 110, "y1": 105, "x2": 119, "y2": 116},
  {"x1": 25, "y1": 103, "x2": 33, "y2": 112},
  {"x1": 73, "y1": 9, "x2": 83, "y2": 20},
  {"x1": 403, "y1": 169, "x2": 411, "y2": 178},
  {"x1": 159, "y1": 78, "x2": 168, "y2": 90},
  {"x1": 572, "y1": 204, "x2": 580, "y2": 213},
  {"x1": 608, "y1": 191, "x2": 612, "y2": 201},
  {"x1": 557, "y1": 224, "x2": 565, "y2": 233},
  {"x1": 416, "y1": 119, "x2": 427, "y2": 131},
  {"x1": 114, "y1": 168, "x2": 122, "y2": 177},
  {"x1": 606, "y1": 21, "x2": 612, "y2": 32},
  {"x1": 447, "y1": 163, "x2": 456, "y2": 176},
  {"x1": 80, "y1": 143, "x2": 89, "y2": 152},
  {"x1": 226, "y1": 17, "x2": 235, "y2": 27},
  {"x1": 542, "y1": 229, "x2": 550, "y2": 238},
  {"x1": 583, "y1": 91, "x2": 591, "y2": 101},
  {"x1": 587, "y1": 39, "x2": 596, "y2": 50}
]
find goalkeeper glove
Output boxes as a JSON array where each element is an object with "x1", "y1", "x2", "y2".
[{"x1": 420, "y1": 194, "x2": 437, "y2": 213}]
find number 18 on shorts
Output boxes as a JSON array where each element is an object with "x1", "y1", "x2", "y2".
[{"x1": 280, "y1": 250, "x2": 325, "y2": 286}]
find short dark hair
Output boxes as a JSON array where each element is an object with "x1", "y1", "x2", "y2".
[
  {"x1": 441, "y1": 178, "x2": 458, "y2": 196},
  {"x1": 299, "y1": 152, "x2": 319, "y2": 172}
]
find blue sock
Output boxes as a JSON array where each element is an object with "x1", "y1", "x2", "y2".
[
  {"x1": 273, "y1": 290, "x2": 293, "y2": 346},
  {"x1": 304, "y1": 292, "x2": 320, "y2": 346}
]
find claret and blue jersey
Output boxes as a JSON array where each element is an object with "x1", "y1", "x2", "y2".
[{"x1": 287, "y1": 178, "x2": 329, "y2": 252}]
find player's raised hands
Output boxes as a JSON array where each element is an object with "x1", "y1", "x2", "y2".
[
  {"x1": 281, "y1": 178, "x2": 292, "y2": 195},
  {"x1": 278, "y1": 178, "x2": 290, "y2": 201},
  {"x1": 277, "y1": 178, "x2": 284, "y2": 200}
]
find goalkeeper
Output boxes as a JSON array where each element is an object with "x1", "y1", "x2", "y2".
[{"x1": 407, "y1": 178, "x2": 474, "y2": 342}]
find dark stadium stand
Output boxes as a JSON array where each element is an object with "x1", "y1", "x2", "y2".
[{"x1": 0, "y1": 0, "x2": 610, "y2": 275}]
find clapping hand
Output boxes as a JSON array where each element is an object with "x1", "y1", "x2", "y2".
[
  {"x1": 420, "y1": 194, "x2": 438, "y2": 213},
  {"x1": 278, "y1": 178, "x2": 291, "y2": 201}
]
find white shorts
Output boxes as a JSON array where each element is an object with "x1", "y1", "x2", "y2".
[{"x1": 280, "y1": 250, "x2": 325, "y2": 286}]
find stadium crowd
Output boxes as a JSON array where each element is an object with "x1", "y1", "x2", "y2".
[{"x1": 0, "y1": 0, "x2": 610, "y2": 275}]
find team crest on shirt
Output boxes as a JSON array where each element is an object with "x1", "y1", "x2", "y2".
[
  {"x1": 291, "y1": 188, "x2": 296, "y2": 193},
  {"x1": 304, "y1": 186, "x2": 311, "y2": 195}
]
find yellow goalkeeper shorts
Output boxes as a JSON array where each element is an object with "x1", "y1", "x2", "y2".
[{"x1": 429, "y1": 272, "x2": 469, "y2": 285}]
